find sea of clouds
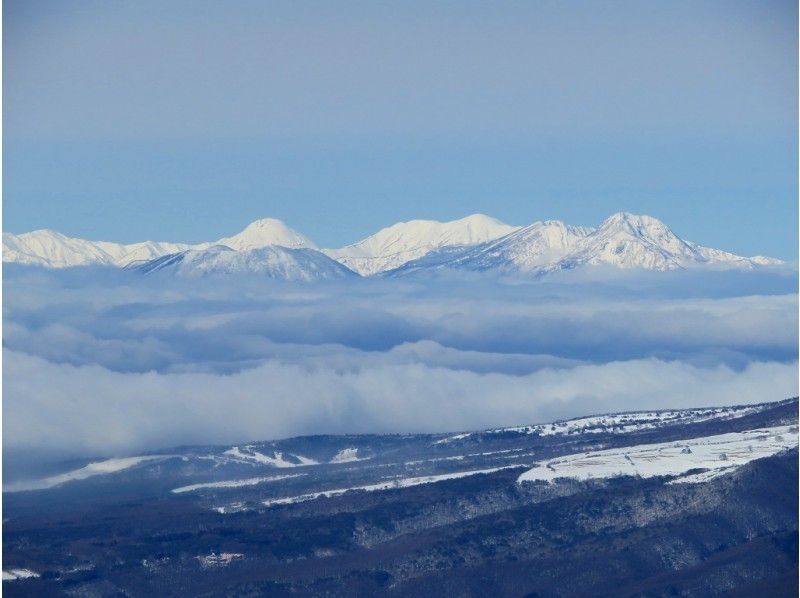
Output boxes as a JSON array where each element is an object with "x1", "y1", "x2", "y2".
[{"x1": 3, "y1": 265, "x2": 797, "y2": 471}]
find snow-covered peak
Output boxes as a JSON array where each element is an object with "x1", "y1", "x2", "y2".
[
  {"x1": 325, "y1": 214, "x2": 520, "y2": 276},
  {"x1": 560, "y1": 212, "x2": 780, "y2": 272},
  {"x1": 600, "y1": 211, "x2": 664, "y2": 229},
  {"x1": 562, "y1": 212, "x2": 698, "y2": 271},
  {"x1": 215, "y1": 218, "x2": 317, "y2": 251},
  {"x1": 435, "y1": 213, "x2": 518, "y2": 244},
  {"x1": 337, "y1": 213, "x2": 518, "y2": 254}
]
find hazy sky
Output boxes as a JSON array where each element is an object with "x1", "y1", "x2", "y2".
[{"x1": 4, "y1": 0, "x2": 797, "y2": 257}]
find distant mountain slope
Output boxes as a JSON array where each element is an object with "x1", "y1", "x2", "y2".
[
  {"x1": 323, "y1": 214, "x2": 520, "y2": 276},
  {"x1": 132, "y1": 245, "x2": 356, "y2": 280},
  {"x1": 390, "y1": 213, "x2": 782, "y2": 276}
]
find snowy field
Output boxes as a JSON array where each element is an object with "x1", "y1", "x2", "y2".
[{"x1": 517, "y1": 425, "x2": 798, "y2": 485}]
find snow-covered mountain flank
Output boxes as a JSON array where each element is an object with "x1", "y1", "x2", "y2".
[
  {"x1": 3, "y1": 212, "x2": 783, "y2": 278},
  {"x1": 132, "y1": 245, "x2": 354, "y2": 280}
]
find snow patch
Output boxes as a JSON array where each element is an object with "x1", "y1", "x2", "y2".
[
  {"x1": 330, "y1": 448, "x2": 369, "y2": 463},
  {"x1": 196, "y1": 552, "x2": 243, "y2": 568},
  {"x1": 434, "y1": 433, "x2": 471, "y2": 445},
  {"x1": 2, "y1": 569, "x2": 40, "y2": 581},
  {"x1": 223, "y1": 447, "x2": 318, "y2": 468}
]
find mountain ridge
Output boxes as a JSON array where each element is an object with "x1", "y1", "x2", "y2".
[
  {"x1": 323, "y1": 213, "x2": 520, "y2": 276},
  {"x1": 388, "y1": 212, "x2": 783, "y2": 277}
]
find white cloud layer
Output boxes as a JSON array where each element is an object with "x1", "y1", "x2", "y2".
[
  {"x1": 4, "y1": 351, "x2": 797, "y2": 460},
  {"x1": 2, "y1": 266, "x2": 797, "y2": 463}
]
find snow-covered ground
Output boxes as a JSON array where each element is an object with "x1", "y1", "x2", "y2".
[
  {"x1": 5, "y1": 456, "x2": 173, "y2": 492},
  {"x1": 517, "y1": 425, "x2": 797, "y2": 485},
  {"x1": 171, "y1": 473, "x2": 305, "y2": 494},
  {"x1": 223, "y1": 447, "x2": 318, "y2": 468},
  {"x1": 261, "y1": 466, "x2": 518, "y2": 507},
  {"x1": 437, "y1": 404, "x2": 769, "y2": 444}
]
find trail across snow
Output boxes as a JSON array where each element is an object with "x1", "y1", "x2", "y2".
[{"x1": 262, "y1": 466, "x2": 518, "y2": 507}]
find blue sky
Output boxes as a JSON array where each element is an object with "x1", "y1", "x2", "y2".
[{"x1": 4, "y1": 0, "x2": 797, "y2": 258}]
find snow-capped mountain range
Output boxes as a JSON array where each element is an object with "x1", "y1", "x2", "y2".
[{"x1": 3, "y1": 213, "x2": 783, "y2": 279}]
